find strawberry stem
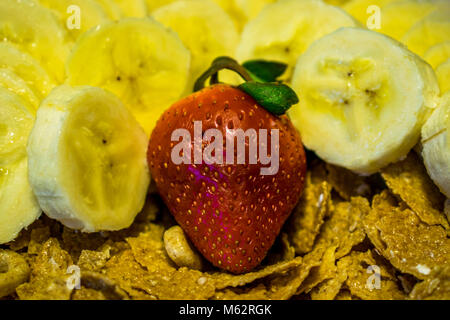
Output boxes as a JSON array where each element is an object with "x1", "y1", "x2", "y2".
[
  {"x1": 193, "y1": 56, "x2": 253, "y2": 91},
  {"x1": 194, "y1": 56, "x2": 299, "y2": 115}
]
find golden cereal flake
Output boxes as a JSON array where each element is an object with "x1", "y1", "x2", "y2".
[
  {"x1": 409, "y1": 267, "x2": 450, "y2": 300},
  {"x1": 16, "y1": 238, "x2": 74, "y2": 300},
  {"x1": 287, "y1": 173, "x2": 332, "y2": 255},
  {"x1": 77, "y1": 245, "x2": 111, "y2": 272},
  {"x1": 315, "y1": 197, "x2": 369, "y2": 259},
  {"x1": 0, "y1": 250, "x2": 30, "y2": 298},
  {"x1": 364, "y1": 192, "x2": 450, "y2": 279},
  {"x1": 298, "y1": 246, "x2": 338, "y2": 295},
  {"x1": 339, "y1": 250, "x2": 406, "y2": 300},
  {"x1": 381, "y1": 152, "x2": 449, "y2": 230},
  {"x1": 326, "y1": 163, "x2": 372, "y2": 200}
]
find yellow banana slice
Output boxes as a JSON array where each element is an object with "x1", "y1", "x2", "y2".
[
  {"x1": 343, "y1": 0, "x2": 401, "y2": 25},
  {"x1": 37, "y1": 0, "x2": 111, "y2": 40},
  {"x1": 436, "y1": 59, "x2": 450, "y2": 93},
  {"x1": 212, "y1": 0, "x2": 276, "y2": 31},
  {"x1": 378, "y1": 0, "x2": 440, "y2": 40},
  {"x1": 402, "y1": 9, "x2": 450, "y2": 56},
  {"x1": 422, "y1": 92, "x2": 450, "y2": 197},
  {"x1": 0, "y1": 69, "x2": 40, "y2": 111},
  {"x1": 146, "y1": 0, "x2": 182, "y2": 12},
  {"x1": 290, "y1": 27, "x2": 440, "y2": 174},
  {"x1": 27, "y1": 85, "x2": 150, "y2": 232},
  {"x1": 0, "y1": 42, "x2": 56, "y2": 104},
  {"x1": 0, "y1": 0, "x2": 72, "y2": 83},
  {"x1": 324, "y1": 0, "x2": 351, "y2": 6},
  {"x1": 112, "y1": 0, "x2": 147, "y2": 17},
  {"x1": 424, "y1": 41, "x2": 450, "y2": 69},
  {"x1": 236, "y1": 0, "x2": 359, "y2": 81},
  {"x1": 95, "y1": 0, "x2": 123, "y2": 20},
  {"x1": 66, "y1": 18, "x2": 190, "y2": 136},
  {"x1": 153, "y1": 0, "x2": 239, "y2": 92},
  {"x1": 0, "y1": 88, "x2": 41, "y2": 244}
]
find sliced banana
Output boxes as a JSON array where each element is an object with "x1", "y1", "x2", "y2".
[
  {"x1": 378, "y1": 0, "x2": 439, "y2": 40},
  {"x1": 0, "y1": 42, "x2": 56, "y2": 102},
  {"x1": 66, "y1": 18, "x2": 190, "y2": 135},
  {"x1": 27, "y1": 85, "x2": 150, "y2": 232},
  {"x1": 422, "y1": 92, "x2": 450, "y2": 197},
  {"x1": 290, "y1": 27, "x2": 440, "y2": 174},
  {"x1": 0, "y1": 88, "x2": 41, "y2": 244},
  {"x1": 324, "y1": 0, "x2": 351, "y2": 6},
  {"x1": 153, "y1": 0, "x2": 239, "y2": 92},
  {"x1": 236, "y1": 0, "x2": 359, "y2": 81},
  {"x1": 37, "y1": 0, "x2": 111, "y2": 40},
  {"x1": 0, "y1": 69, "x2": 40, "y2": 111},
  {"x1": 343, "y1": 0, "x2": 401, "y2": 25},
  {"x1": 145, "y1": 0, "x2": 177, "y2": 12},
  {"x1": 0, "y1": 0, "x2": 72, "y2": 83},
  {"x1": 112, "y1": 0, "x2": 147, "y2": 17},
  {"x1": 212, "y1": 0, "x2": 276, "y2": 31},
  {"x1": 95, "y1": 0, "x2": 124, "y2": 20},
  {"x1": 436, "y1": 59, "x2": 450, "y2": 93},
  {"x1": 211, "y1": 0, "x2": 246, "y2": 31},
  {"x1": 402, "y1": 9, "x2": 450, "y2": 56},
  {"x1": 424, "y1": 41, "x2": 450, "y2": 69}
]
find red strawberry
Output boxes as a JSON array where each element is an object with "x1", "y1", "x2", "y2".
[{"x1": 148, "y1": 58, "x2": 307, "y2": 273}]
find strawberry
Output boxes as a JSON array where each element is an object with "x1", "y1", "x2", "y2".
[{"x1": 148, "y1": 57, "x2": 307, "y2": 273}]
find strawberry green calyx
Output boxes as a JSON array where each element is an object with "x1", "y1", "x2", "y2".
[
  {"x1": 238, "y1": 82, "x2": 298, "y2": 116},
  {"x1": 193, "y1": 56, "x2": 299, "y2": 116},
  {"x1": 242, "y1": 60, "x2": 287, "y2": 83}
]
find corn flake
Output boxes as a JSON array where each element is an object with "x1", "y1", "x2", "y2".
[
  {"x1": 409, "y1": 267, "x2": 450, "y2": 300},
  {"x1": 381, "y1": 152, "x2": 449, "y2": 230},
  {"x1": 287, "y1": 173, "x2": 332, "y2": 255},
  {"x1": 364, "y1": 191, "x2": 450, "y2": 280},
  {"x1": 326, "y1": 164, "x2": 372, "y2": 200},
  {"x1": 315, "y1": 197, "x2": 369, "y2": 259},
  {"x1": 16, "y1": 238, "x2": 73, "y2": 300},
  {"x1": 339, "y1": 250, "x2": 406, "y2": 300}
]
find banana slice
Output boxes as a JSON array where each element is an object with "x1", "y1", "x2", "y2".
[
  {"x1": 112, "y1": 0, "x2": 147, "y2": 17},
  {"x1": 402, "y1": 9, "x2": 450, "y2": 56},
  {"x1": 236, "y1": 0, "x2": 359, "y2": 81},
  {"x1": 422, "y1": 92, "x2": 450, "y2": 197},
  {"x1": 153, "y1": 0, "x2": 239, "y2": 92},
  {"x1": 27, "y1": 85, "x2": 150, "y2": 232},
  {"x1": 290, "y1": 27, "x2": 440, "y2": 174},
  {"x1": 378, "y1": 0, "x2": 439, "y2": 40},
  {"x1": 95, "y1": 0, "x2": 123, "y2": 20},
  {"x1": 66, "y1": 18, "x2": 190, "y2": 135},
  {"x1": 0, "y1": 88, "x2": 41, "y2": 244},
  {"x1": 0, "y1": 42, "x2": 56, "y2": 103},
  {"x1": 37, "y1": 0, "x2": 111, "y2": 40},
  {"x1": 0, "y1": 0, "x2": 72, "y2": 83},
  {"x1": 343, "y1": 0, "x2": 400, "y2": 24},
  {"x1": 212, "y1": 0, "x2": 276, "y2": 31},
  {"x1": 324, "y1": 0, "x2": 351, "y2": 6},
  {"x1": 436, "y1": 59, "x2": 450, "y2": 93},
  {"x1": 424, "y1": 41, "x2": 450, "y2": 69},
  {"x1": 0, "y1": 69, "x2": 40, "y2": 111},
  {"x1": 145, "y1": 0, "x2": 177, "y2": 12},
  {"x1": 234, "y1": 0, "x2": 277, "y2": 20}
]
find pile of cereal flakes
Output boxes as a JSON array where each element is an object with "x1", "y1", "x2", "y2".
[{"x1": 1, "y1": 151, "x2": 449, "y2": 300}]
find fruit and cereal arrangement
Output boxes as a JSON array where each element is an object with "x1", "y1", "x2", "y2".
[{"x1": 0, "y1": 0, "x2": 449, "y2": 300}]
